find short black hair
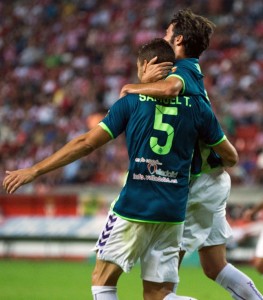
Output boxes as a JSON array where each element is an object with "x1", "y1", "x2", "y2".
[{"x1": 138, "y1": 38, "x2": 175, "y2": 64}]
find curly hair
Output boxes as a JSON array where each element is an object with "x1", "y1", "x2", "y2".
[{"x1": 169, "y1": 9, "x2": 216, "y2": 58}]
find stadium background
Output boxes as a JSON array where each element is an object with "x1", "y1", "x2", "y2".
[{"x1": 0, "y1": 0, "x2": 262, "y2": 299}]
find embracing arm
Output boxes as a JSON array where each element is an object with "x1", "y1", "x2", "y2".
[
  {"x1": 120, "y1": 76, "x2": 183, "y2": 98},
  {"x1": 212, "y1": 139, "x2": 238, "y2": 167},
  {"x1": 3, "y1": 125, "x2": 111, "y2": 194}
]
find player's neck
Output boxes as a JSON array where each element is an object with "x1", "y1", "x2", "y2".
[{"x1": 174, "y1": 48, "x2": 186, "y2": 59}]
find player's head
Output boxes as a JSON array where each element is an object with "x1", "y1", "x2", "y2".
[
  {"x1": 137, "y1": 38, "x2": 175, "y2": 81},
  {"x1": 164, "y1": 8, "x2": 215, "y2": 58}
]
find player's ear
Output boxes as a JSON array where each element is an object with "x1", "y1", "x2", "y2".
[{"x1": 175, "y1": 35, "x2": 183, "y2": 45}]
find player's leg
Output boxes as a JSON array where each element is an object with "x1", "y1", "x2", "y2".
[
  {"x1": 199, "y1": 244, "x2": 263, "y2": 300},
  {"x1": 174, "y1": 173, "x2": 218, "y2": 295},
  {"x1": 180, "y1": 174, "x2": 215, "y2": 253},
  {"x1": 91, "y1": 212, "x2": 150, "y2": 299},
  {"x1": 198, "y1": 244, "x2": 227, "y2": 280},
  {"x1": 141, "y1": 223, "x2": 198, "y2": 300},
  {"x1": 141, "y1": 223, "x2": 182, "y2": 300},
  {"x1": 215, "y1": 261, "x2": 263, "y2": 300},
  {"x1": 92, "y1": 259, "x2": 123, "y2": 300}
]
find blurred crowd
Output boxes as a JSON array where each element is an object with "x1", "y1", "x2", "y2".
[{"x1": 0, "y1": 0, "x2": 263, "y2": 191}]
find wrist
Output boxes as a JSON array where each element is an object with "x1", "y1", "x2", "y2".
[
  {"x1": 141, "y1": 77, "x2": 150, "y2": 84},
  {"x1": 31, "y1": 165, "x2": 41, "y2": 177}
]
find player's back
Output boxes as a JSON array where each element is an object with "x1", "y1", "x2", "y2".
[{"x1": 101, "y1": 93, "x2": 224, "y2": 223}]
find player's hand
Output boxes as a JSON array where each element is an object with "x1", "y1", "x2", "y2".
[
  {"x1": 119, "y1": 84, "x2": 130, "y2": 98},
  {"x1": 141, "y1": 56, "x2": 173, "y2": 83},
  {"x1": 3, "y1": 169, "x2": 37, "y2": 194}
]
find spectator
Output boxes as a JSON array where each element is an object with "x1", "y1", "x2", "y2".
[{"x1": 0, "y1": 0, "x2": 262, "y2": 191}]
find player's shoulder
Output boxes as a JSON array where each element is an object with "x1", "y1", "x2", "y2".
[
  {"x1": 174, "y1": 58, "x2": 198, "y2": 68},
  {"x1": 119, "y1": 93, "x2": 140, "y2": 102},
  {"x1": 116, "y1": 93, "x2": 139, "y2": 106},
  {"x1": 115, "y1": 93, "x2": 141, "y2": 111}
]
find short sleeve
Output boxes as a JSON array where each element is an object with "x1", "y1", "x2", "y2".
[{"x1": 99, "y1": 96, "x2": 134, "y2": 139}]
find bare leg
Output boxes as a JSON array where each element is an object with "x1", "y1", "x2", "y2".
[
  {"x1": 199, "y1": 244, "x2": 263, "y2": 300},
  {"x1": 92, "y1": 258, "x2": 123, "y2": 286},
  {"x1": 91, "y1": 258, "x2": 123, "y2": 299},
  {"x1": 198, "y1": 244, "x2": 227, "y2": 280}
]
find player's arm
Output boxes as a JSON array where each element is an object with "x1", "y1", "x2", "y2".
[
  {"x1": 140, "y1": 56, "x2": 173, "y2": 83},
  {"x1": 120, "y1": 76, "x2": 183, "y2": 98},
  {"x1": 3, "y1": 125, "x2": 111, "y2": 194},
  {"x1": 199, "y1": 102, "x2": 238, "y2": 168},
  {"x1": 211, "y1": 138, "x2": 238, "y2": 167}
]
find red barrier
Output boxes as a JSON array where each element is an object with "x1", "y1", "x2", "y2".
[{"x1": 0, "y1": 194, "x2": 78, "y2": 216}]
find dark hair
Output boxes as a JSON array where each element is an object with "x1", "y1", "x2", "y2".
[
  {"x1": 138, "y1": 38, "x2": 175, "y2": 64},
  {"x1": 170, "y1": 9, "x2": 216, "y2": 58}
]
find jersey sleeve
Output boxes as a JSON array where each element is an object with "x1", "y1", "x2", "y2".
[
  {"x1": 198, "y1": 101, "x2": 226, "y2": 146},
  {"x1": 166, "y1": 67, "x2": 188, "y2": 94},
  {"x1": 99, "y1": 96, "x2": 133, "y2": 139},
  {"x1": 167, "y1": 63, "x2": 203, "y2": 95}
]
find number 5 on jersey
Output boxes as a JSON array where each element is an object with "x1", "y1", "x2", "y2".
[{"x1": 150, "y1": 105, "x2": 178, "y2": 155}]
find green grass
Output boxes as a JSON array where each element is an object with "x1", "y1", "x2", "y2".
[{"x1": 0, "y1": 259, "x2": 262, "y2": 299}]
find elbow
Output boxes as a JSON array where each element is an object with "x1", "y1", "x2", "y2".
[
  {"x1": 225, "y1": 151, "x2": 239, "y2": 167},
  {"x1": 84, "y1": 144, "x2": 95, "y2": 155},
  {"x1": 226, "y1": 158, "x2": 238, "y2": 168},
  {"x1": 72, "y1": 134, "x2": 95, "y2": 157}
]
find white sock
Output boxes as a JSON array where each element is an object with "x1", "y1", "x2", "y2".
[
  {"x1": 91, "y1": 286, "x2": 118, "y2": 300},
  {"x1": 163, "y1": 293, "x2": 198, "y2": 300},
  {"x1": 215, "y1": 263, "x2": 263, "y2": 300}
]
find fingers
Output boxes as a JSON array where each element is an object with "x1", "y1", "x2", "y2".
[
  {"x1": 146, "y1": 57, "x2": 173, "y2": 67},
  {"x1": 120, "y1": 85, "x2": 129, "y2": 98},
  {"x1": 119, "y1": 91, "x2": 127, "y2": 98},
  {"x1": 155, "y1": 67, "x2": 172, "y2": 79},
  {"x1": 146, "y1": 56, "x2": 158, "y2": 66},
  {"x1": 3, "y1": 171, "x2": 11, "y2": 191},
  {"x1": 5, "y1": 178, "x2": 19, "y2": 194},
  {"x1": 3, "y1": 171, "x2": 24, "y2": 194},
  {"x1": 3, "y1": 174, "x2": 16, "y2": 194},
  {"x1": 158, "y1": 61, "x2": 174, "y2": 67}
]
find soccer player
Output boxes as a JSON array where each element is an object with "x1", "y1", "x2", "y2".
[
  {"x1": 3, "y1": 38, "x2": 237, "y2": 300},
  {"x1": 243, "y1": 201, "x2": 263, "y2": 275},
  {"x1": 120, "y1": 9, "x2": 263, "y2": 300}
]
